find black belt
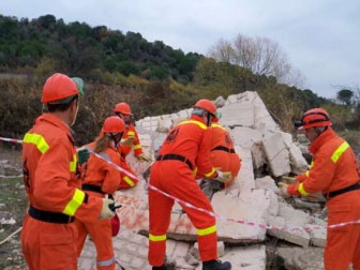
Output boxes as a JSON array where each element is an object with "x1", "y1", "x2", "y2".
[
  {"x1": 82, "y1": 184, "x2": 104, "y2": 194},
  {"x1": 325, "y1": 182, "x2": 360, "y2": 199},
  {"x1": 212, "y1": 146, "x2": 235, "y2": 153},
  {"x1": 156, "y1": 154, "x2": 194, "y2": 170},
  {"x1": 28, "y1": 205, "x2": 74, "y2": 224}
]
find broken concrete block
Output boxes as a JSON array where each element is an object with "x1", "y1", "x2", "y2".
[
  {"x1": 262, "y1": 132, "x2": 291, "y2": 177},
  {"x1": 278, "y1": 202, "x2": 311, "y2": 226},
  {"x1": 218, "y1": 102, "x2": 254, "y2": 127},
  {"x1": 307, "y1": 218, "x2": 327, "y2": 247},
  {"x1": 151, "y1": 132, "x2": 167, "y2": 153},
  {"x1": 225, "y1": 94, "x2": 239, "y2": 105},
  {"x1": 267, "y1": 203, "x2": 312, "y2": 247},
  {"x1": 277, "y1": 247, "x2": 324, "y2": 270},
  {"x1": 157, "y1": 118, "x2": 173, "y2": 133},
  {"x1": 140, "y1": 116, "x2": 160, "y2": 131},
  {"x1": 191, "y1": 241, "x2": 225, "y2": 260},
  {"x1": 78, "y1": 229, "x2": 152, "y2": 270},
  {"x1": 255, "y1": 176, "x2": 279, "y2": 193},
  {"x1": 251, "y1": 142, "x2": 268, "y2": 171},
  {"x1": 267, "y1": 215, "x2": 310, "y2": 247},
  {"x1": 289, "y1": 143, "x2": 309, "y2": 175},
  {"x1": 214, "y1": 96, "x2": 226, "y2": 108},
  {"x1": 178, "y1": 109, "x2": 191, "y2": 119},
  {"x1": 252, "y1": 95, "x2": 278, "y2": 131},
  {"x1": 229, "y1": 127, "x2": 262, "y2": 148},
  {"x1": 280, "y1": 131, "x2": 293, "y2": 148},
  {"x1": 234, "y1": 146, "x2": 255, "y2": 193},
  {"x1": 212, "y1": 189, "x2": 270, "y2": 243},
  {"x1": 268, "y1": 190, "x2": 279, "y2": 217},
  {"x1": 308, "y1": 226, "x2": 326, "y2": 247},
  {"x1": 167, "y1": 239, "x2": 192, "y2": 259}
]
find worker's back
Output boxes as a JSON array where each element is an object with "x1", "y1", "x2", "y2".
[
  {"x1": 23, "y1": 113, "x2": 78, "y2": 211},
  {"x1": 158, "y1": 115, "x2": 214, "y2": 175},
  {"x1": 81, "y1": 142, "x2": 122, "y2": 195}
]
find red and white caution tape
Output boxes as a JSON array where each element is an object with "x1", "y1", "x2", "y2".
[
  {"x1": 0, "y1": 174, "x2": 23, "y2": 179},
  {"x1": 0, "y1": 137, "x2": 23, "y2": 144},
  {"x1": 2, "y1": 136, "x2": 360, "y2": 231}
]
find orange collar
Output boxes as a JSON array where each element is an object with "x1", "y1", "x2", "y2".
[
  {"x1": 309, "y1": 128, "x2": 336, "y2": 154},
  {"x1": 36, "y1": 113, "x2": 74, "y2": 143}
]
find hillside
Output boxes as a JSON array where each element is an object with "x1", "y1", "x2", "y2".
[
  {"x1": 0, "y1": 14, "x2": 201, "y2": 82},
  {"x1": 0, "y1": 14, "x2": 358, "y2": 147}
]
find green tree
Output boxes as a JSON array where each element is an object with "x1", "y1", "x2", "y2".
[{"x1": 337, "y1": 89, "x2": 354, "y2": 106}]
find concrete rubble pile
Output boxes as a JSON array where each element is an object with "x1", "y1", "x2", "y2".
[{"x1": 79, "y1": 91, "x2": 327, "y2": 270}]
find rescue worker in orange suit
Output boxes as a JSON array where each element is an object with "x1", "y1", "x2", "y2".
[
  {"x1": 198, "y1": 114, "x2": 241, "y2": 198},
  {"x1": 148, "y1": 99, "x2": 232, "y2": 270},
  {"x1": 113, "y1": 102, "x2": 152, "y2": 189},
  {"x1": 21, "y1": 73, "x2": 115, "y2": 270},
  {"x1": 75, "y1": 116, "x2": 125, "y2": 270},
  {"x1": 278, "y1": 108, "x2": 360, "y2": 270}
]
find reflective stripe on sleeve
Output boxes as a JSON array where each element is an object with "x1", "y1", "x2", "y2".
[
  {"x1": 298, "y1": 183, "x2": 309, "y2": 196},
  {"x1": 178, "y1": 120, "x2": 207, "y2": 130},
  {"x1": 196, "y1": 225, "x2": 217, "y2": 236},
  {"x1": 211, "y1": 123, "x2": 226, "y2": 131},
  {"x1": 306, "y1": 161, "x2": 314, "y2": 178},
  {"x1": 69, "y1": 154, "x2": 77, "y2": 172},
  {"x1": 127, "y1": 131, "x2": 135, "y2": 136},
  {"x1": 123, "y1": 176, "x2": 135, "y2": 187},
  {"x1": 23, "y1": 133, "x2": 49, "y2": 154},
  {"x1": 62, "y1": 188, "x2": 85, "y2": 216},
  {"x1": 97, "y1": 257, "x2": 115, "y2": 267},
  {"x1": 204, "y1": 167, "x2": 216, "y2": 178},
  {"x1": 193, "y1": 167, "x2": 198, "y2": 176},
  {"x1": 132, "y1": 144, "x2": 142, "y2": 150},
  {"x1": 331, "y1": 141, "x2": 350, "y2": 163},
  {"x1": 149, "y1": 233, "x2": 166, "y2": 242}
]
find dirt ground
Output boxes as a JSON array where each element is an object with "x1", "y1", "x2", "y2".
[{"x1": 0, "y1": 147, "x2": 26, "y2": 269}]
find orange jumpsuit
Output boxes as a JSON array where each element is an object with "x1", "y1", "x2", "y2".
[
  {"x1": 287, "y1": 128, "x2": 360, "y2": 270},
  {"x1": 197, "y1": 122, "x2": 241, "y2": 187},
  {"x1": 148, "y1": 115, "x2": 219, "y2": 266},
  {"x1": 117, "y1": 124, "x2": 142, "y2": 189},
  {"x1": 21, "y1": 113, "x2": 103, "y2": 270},
  {"x1": 75, "y1": 142, "x2": 122, "y2": 270}
]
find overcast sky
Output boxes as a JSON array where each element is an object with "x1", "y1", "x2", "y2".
[{"x1": 1, "y1": 0, "x2": 359, "y2": 99}]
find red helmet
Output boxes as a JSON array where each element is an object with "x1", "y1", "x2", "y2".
[
  {"x1": 113, "y1": 102, "x2": 133, "y2": 115},
  {"x1": 298, "y1": 108, "x2": 332, "y2": 130},
  {"x1": 102, "y1": 116, "x2": 125, "y2": 133},
  {"x1": 41, "y1": 73, "x2": 79, "y2": 103},
  {"x1": 193, "y1": 99, "x2": 217, "y2": 116}
]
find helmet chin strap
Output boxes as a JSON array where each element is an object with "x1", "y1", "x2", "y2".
[
  {"x1": 109, "y1": 133, "x2": 123, "y2": 148},
  {"x1": 206, "y1": 112, "x2": 211, "y2": 127}
]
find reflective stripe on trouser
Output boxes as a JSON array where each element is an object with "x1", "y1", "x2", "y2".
[
  {"x1": 74, "y1": 216, "x2": 115, "y2": 270},
  {"x1": 148, "y1": 161, "x2": 217, "y2": 266},
  {"x1": 118, "y1": 159, "x2": 138, "y2": 189},
  {"x1": 21, "y1": 214, "x2": 77, "y2": 270},
  {"x1": 324, "y1": 190, "x2": 360, "y2": 270}
]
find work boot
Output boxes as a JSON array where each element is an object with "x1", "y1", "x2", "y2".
[
  {"x1": 203, "y1": 259, "x2": 232, "y2": 270},
  {"x1": 152, "y1": 265, "x2": 169, "y2": 270}
]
